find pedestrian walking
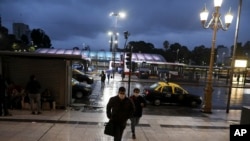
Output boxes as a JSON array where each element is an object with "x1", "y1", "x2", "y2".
[
  {"x1": 121, "y1": 71, "x2": 125, "y2": 81},
  {"x1": 0, "y1": 75, "x2": 12, "y2": 116},
  {"x1": 129, "y1": 88, "x2": 146, "y2": 139},
  {"x1": 106, "y1": 86, "x2": 135, "y2": 141},
  {"x1": 100, "y1": 71, "x2": 106, "y2": 89},
  {"x1": 25, "y1": 75, "x2": 41, "y2": 115},
  {"x1": 107, "y1": 70, "x2": 111, "y2": 83},
  {"x1": 237, "y1": 74, "x2": 240, "y2": 84}
]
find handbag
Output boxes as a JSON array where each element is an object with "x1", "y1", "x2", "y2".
[{"x1": 104, "y1": 120, "x2": 114, "y2": 136}]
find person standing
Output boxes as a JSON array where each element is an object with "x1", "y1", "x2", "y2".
[
  {"x1": 237, "y1": 74, "x2": 240, "y2": 84},
  {"x1": 107, "y1": 70, "x2": 111, "y2": 83},
  {"x1": 25, "y1": 75, "x2": 41, "y2": 115},
  {"x1": 129, "y1": 88, "x2": 146, "y2": 139},
  {"x1": 100, "y1": 70, "x2": 106, "y2": 89},
  {"x1": 121, "y1": 71, "x2": 125, "y2": 81},
  {"x1": 0, "y1": 75, "x2": 12, "y2": 116},
  {"x1": 106, "y1": 87, "x2": 135, "y2": 141}
]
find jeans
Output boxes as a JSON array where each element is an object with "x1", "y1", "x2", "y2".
[
  {"x1": 101, "y1": 81, "x2": 105, "y2": 89},
  {"x1": 29, "y1": 94, "x2": 41, "y2": 113},
  {"x1": 130, "y1": 117, "x2": 140, "y2": 134}
]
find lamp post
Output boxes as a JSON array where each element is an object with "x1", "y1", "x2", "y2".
[
  {"x1": 226, "y1": 0, "x2": 243, "y2": 113},
  {"x1": 123, "y1": 31, "x2": 130, "y2": 70},
  {"x1": 222, "y1": 52, "x2": 226, "y2": 66},
  {"x1": 108, "y1": 31, "x2": 118, "y2": 77},
  {"x1": 108, "y1": 31, "x2": 113, "y2": 52},
  {"x1": 176, "y1": 49, "x2": 179, "y2": 63},
  {"x1": 124, "y1": 31, "x2": 130, "y2": 96},
  {"x1": 200, "y1": 0, "x2": 233, "y2": 113},
  {"x1": 109, "y1": 12, "x2": 126, "y2": 78}
]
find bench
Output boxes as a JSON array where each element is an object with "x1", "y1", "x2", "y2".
[{"x1": 21, "y1": 96, "x2": 56, "y2": 110}]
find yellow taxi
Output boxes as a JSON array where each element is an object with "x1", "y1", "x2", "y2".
[{"x1": 142, "y1": 81, "x2": 202, "y2": 107}]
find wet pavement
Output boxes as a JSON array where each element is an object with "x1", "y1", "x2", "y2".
[
  {"x1": 0, "y1": 107, "x2": 242, "y2": 141},
  {"x1": 75, "y1": 72, "x2": 250, "y2": 112},
  {"x1": 0, "y1": 72, "x2": 249, "y2": 141}
]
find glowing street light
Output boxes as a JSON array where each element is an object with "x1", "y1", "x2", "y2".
[
  {"x1": 200, "y1": 0, "x2": 233, "y2": 113},
  {"x1": 109, "y1": 11, "x2": 126, "y2": 78}
]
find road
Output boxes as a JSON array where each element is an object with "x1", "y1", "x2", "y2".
[{"x1": 73, "y1": 73, "x2": 250, "y2": 115}]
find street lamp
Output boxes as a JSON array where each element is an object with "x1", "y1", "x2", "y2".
[
  {"x1": 123, "y1": 31, "x2": 130, "y2": 69},
  {"x1": 108, "y1": 31, "x2": 113, "y2": 52},
  {"x1": 108, "y1": 31, "x2": 119, "y2": 74},
  {"x1": 123, "y1": 31, "x2": 131, "y2": 96},
  {"x1": 222, "y1": 52, "x2": 226, "y2": 66},
  {"x1": 200, "y1": 0, "x2": 233, "y2": 113},
  {"x1": 226, "y1": 0, "x2": 242, "y2": 113},
  {"x1": 176, "y1": 49, "x2": 179, "y2": 63},
  {"x1": 109, "y1": 12, "x2": 126, "y2": 78}
]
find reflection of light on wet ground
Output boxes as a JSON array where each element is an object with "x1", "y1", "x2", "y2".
[
  {"x1": 230, "y1": 88, "x2": 243, "y2": 106},
  {"x1": 243, "y1": 88, "x2": 250, "y2": 94},
  {"x1": 232, "y1": 75, "x2": 244, "y2": 85}
]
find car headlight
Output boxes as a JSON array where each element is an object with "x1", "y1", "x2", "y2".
[{"x1": 199, "y1": 96, "x2": 203, "y2": 101}]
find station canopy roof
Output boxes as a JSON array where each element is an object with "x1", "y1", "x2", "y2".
[{"x1": 35, "y1": 48, "x2": 167, "y2": 64}]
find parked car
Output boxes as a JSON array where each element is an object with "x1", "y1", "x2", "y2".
[
  {"x1": 72, "y1": 69, "x2": 94, "y2": 84},
  {"x1": 142, "y1": 81, "x2": 202, "y2": 107},
  {"x1": 72, "y1": 63, "x2": 84, "y2": 70},
  {"x1": 72, "y1": 63, "x2": 94, "y2": 72},
  {"x1": 135, "y1": 68, "x2": 150, "y2": 79},
  {"x1": 245, "y1": 77, "x2": 250, "y2": 83},
  {"x1": 72, "y1": 78, "x2": 92, "y2": 99}
]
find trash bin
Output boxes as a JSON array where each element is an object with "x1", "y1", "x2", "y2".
[{"x1": 240, "y1": 106, "x2": 250, "y2": 124}]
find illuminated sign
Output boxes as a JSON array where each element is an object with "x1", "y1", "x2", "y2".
[{"x1": 235, "y1": 60, "x2": 247, "y2": 68}]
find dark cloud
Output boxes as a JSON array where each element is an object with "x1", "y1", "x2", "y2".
[{"x1": 1, "y1": 0, "x2": 249, "y2": 50}]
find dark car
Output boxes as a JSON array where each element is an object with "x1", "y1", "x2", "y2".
[
  {"x1": 72, "y1": 69, "x2": 94, "y2": 84},
  {"x1": 72, "y1": 63, "x2": 84, "y2": 70},
  {"x1": 135, "y1": 68, "x2": 150, "y2": 79},
  {"x1": 142, "y1": 81, "x2": 202, "y2": 107},
  {"x1": 72, "y1": 78, "x2": 92, "y2": 99}
]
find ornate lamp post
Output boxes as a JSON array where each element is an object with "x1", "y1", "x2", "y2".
[
  {"x1": 200, "y1": 0, "x2": 233, "y2": 113},
  {"x1": 109, "y1": 12, "x2": 126, "y2": 78}
]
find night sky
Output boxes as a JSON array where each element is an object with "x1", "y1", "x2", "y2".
[{"x1": 1, "y1": 0, "x2": 249, "y2": 51}]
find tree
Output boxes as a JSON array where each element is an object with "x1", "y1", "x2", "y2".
[
  {"x1": 163, "y1": 40, "x2": 169, "y2": 51},
  {"x1": 178, "y1": 46, "x2": 191, "y2": 64},
  {"x1": 21, "y1": 34, "x2": 29, "y2": 45},
  {"x1": 191, "y1": 45, "x2": 210, "y2": 65},
  {"x1": 127, "y1": 41, "x2": 154, "y2": 53},
  {"x1": 73, "y1": 46, "x2": 80, "y2": 50},
  {"x1": 30, "y1": 29, "x2": 51, "y2": 48},
  {"x1": 165, "y1": 43, "x2": 182, "y2": 62},
  {"x1": 0, "y1": 26, "x2": 10, "y2": 50}
]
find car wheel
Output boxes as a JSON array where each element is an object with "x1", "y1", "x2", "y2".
[
  {"x1": 88, "y1": 80, "x2": 93, "y2": 84},
  {"x1": 75, "y1": 91, "x2": 84, "y2": 99},
  {"x1": 154, "y1": 99, "x2": 161, "y2": 106},
  {"x1": 190, "y1": 100, "x2": 198, "y2": 107}
]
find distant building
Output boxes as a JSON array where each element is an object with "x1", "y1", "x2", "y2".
[{"x1": 12, "y1": 23, "x2": 30, "y2": 40}]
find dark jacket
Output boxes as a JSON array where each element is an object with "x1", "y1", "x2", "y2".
[
  {"x1": 130, "y1": 95, "x2": 147, "y2": 117},
  {"x1": 106, "y1": 96, "x2": 135, "y2": 125},
  {"x1": 26, "y1": 79, "x2": 41, "y2": 94},
  {"x1": 100, "y1": 73, "x2": 106, "y2": 82},
  {"x1": 0, "y1": 76, "x2": 6, "y2": 100}
]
